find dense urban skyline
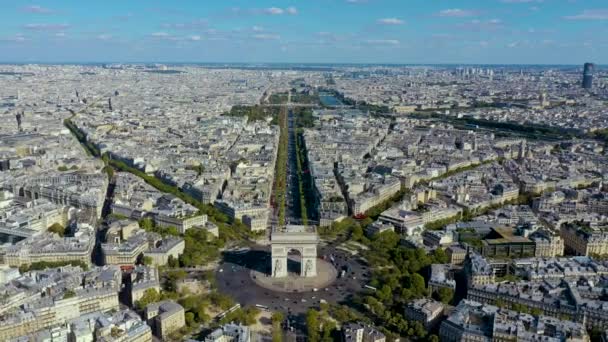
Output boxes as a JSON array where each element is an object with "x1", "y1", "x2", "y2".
[
  {"x1": 2, "y1": 2, "x2": 608, "y2": 342},
  {"x1": 0, "y1": 0, "x2": 607, "y2": 64}
]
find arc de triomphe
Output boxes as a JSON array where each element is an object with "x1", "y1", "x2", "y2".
[{"x1": 271, "y1": 225, "x2": 318, "y2": 278}]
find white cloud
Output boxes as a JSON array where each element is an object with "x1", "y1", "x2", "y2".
[
  {"x1": 456, "y1": 19, "x2": 504, "y2": 31},
  {"x1": 0, "y1": 34, "x2": 27, "y2": 43},
  {"x1": 97, "y1": 34, "x2": 112, "y2": 41},
  {"x1": 437, "y1": 9, "x2": 478, "y2": 17},
  {"x1": 252, "y1": 26, "x2": 264, "y2": 32},
  {"x1": 264, "y1": 7, "x2": 284, "y2": 15},
  {"x1": 261, "y1": 7, "x2": 297, "y2": 15},
  {"x1": 23, "y1": 5, "x2": 54, "y2": 14},
  {"x1": 365, "y1": 39, "x2": 400, "y2": 46},
  {"x1": 151, "y1": 32, "x2": 170, "y2": 37},
  {"x1": 253, "y1": 34, "x2": 281, "y2": 40},
  {"x1": 150, "y1": 32, "x2": 204, "y2": 42},
  {"x1": 161, "y1": 20, "x2": 208, "y2": 30},
  {"x1": 564, "y1": 9, "x2": 608, "y2": 20},
  {"x1": 24, "y1": 23, "x2": 70, "y2": 30},
  {"x1": 501, "y1": 0, "x2": 543, "y2": 3},
  {"x1": 377, "y1": 18, "x2": 404, "y2": 25}
]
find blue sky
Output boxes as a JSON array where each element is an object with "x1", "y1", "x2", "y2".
[{"x1": 0, "y1": 0, "x2": 607, "y2": 64}]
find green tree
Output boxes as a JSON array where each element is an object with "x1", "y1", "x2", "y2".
[
  {"x1": 427, "y1": 335, "x2": 440, "y2": 342},
  {"x1": 165, "y1": 270, "x2": 187, "y2": 292},
  {"x1": 142, "y1": 256, "x2": 153, "y2": 266},
  {"x1": 306, "y1": 309, "x2": 320, "y2": 342},
  {"x1": 434, "y1": 287, "x2": 454, "y2": 304},
  {"x1": 167, "y1": 255, "x2": 180, "y2": 268},
  {"x1": 196, "y1": 304, "x2": 210, "y2": 323},
  {"x1": 62, "y1": 289, "x2": 76, "y2": 299},
  {"x1": 272, "y1": 312, "x2": 284, "y2": 342},
  {"x1": 495, "y1": 299, "x2": 507, "y2": 308},
  {"x1": 185, "y1": 312, "x2": 196, "y2": 327},
  {"x1": 135, "y1": 288, "x2": 161, "y2": 310},
  {"x1": 530, "y1": 308, "x2": 543, "y2": 316},
  {"x1": 138, "y1": 218, "x2": 154, "y2": 230},
  {"x1": 351, "y1": 225, "x2": 364, "y2": 241},
  {"x1": 377, "y1": 285, "x2": 393, "y2": 302},
  {"x1": 432, "y1": 248, "x2": 449, "y2": 264},
  {"x1": 48, "y1": 223, "x2": 67, "y2": 237},
  {"x1": 322, "y1": 321, "x2": 336, "y2": 342},
  {"x1": 410, "y1": 273, "x2": 427, "y2": 297}
]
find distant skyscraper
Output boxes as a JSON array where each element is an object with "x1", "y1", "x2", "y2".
[
  {"x1": 15, "y1": 112, "x2": 22, "y2": 132},
  {"x1": 582, "y1": 62, "x2": 594, "y2": 89}
]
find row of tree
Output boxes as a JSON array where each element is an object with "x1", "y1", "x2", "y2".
[{"x1": 274, "y1": 108, "x2": 289, "y2": 225}]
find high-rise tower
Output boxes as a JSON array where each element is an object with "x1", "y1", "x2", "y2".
[{"x1": 582, "y1": 62, "x2": 594, "y2": 89}]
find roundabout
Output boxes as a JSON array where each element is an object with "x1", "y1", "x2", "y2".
[
  {"x1": 215, "y1": 242, "x2": 371, "y2": 315},
  {"x1": 251, "y1": 256, "x2": 337, "y2": 293}
]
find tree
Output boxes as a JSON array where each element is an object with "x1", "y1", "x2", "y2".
[
  {"x1": 272, "y1": 312, "x2": 284, "y2": 342},
  {"x1": 48, "y1": 223, "x2": 67, "y2": 237},
  {"x1": 434, "y1": 287, "x2": 454, "y2": 304},
  {"x1": 167, "y1": 255, "x2": 180, "y2": 268},
  {"x1": 185, "y1": 312, "x2": 196, "y2": 327},
  {"x1": 351, "y1": 225, "x2": 364, "y2": 241},
  {"x1": 322, "y1": 321, "x2": 336, "y2": 342},
  {"x1": 142, "y1": 256, "x2": 153, "y2": 266},
  {"x1": 271, "y1": 312, "x2": 284, "y2": 325},
  {"x1": 495, "y1": 299, "x2": 507, "y2": 308},
  {"x1": 165, "y1": 270, "x2": 187, "y2": 292},
  {"x1": 432, "y1": 248, "x2": 449, "y2": 264},
  {"x1": 63, "y1": 289, "x2": 76, "y2": 299},
  {"x1": 412, "y1": 321, "x2": 427, "y2": 338},
  {"x1": 135, "y1": 288, "x2": 161, "y2": 310},
  {"x1": 377, "y1": 285, "x2": 393, "y2": 302},
  {"x1": 306, "y1": 309, "x2": 320, "y2": 342},
  {"x1": 427, "y1": 334, "x2": 440, "y2": 342},
  {"x1": 410, "y1": 273, "x2": 427, "y2": 297},
  {"x1": 138, "y1": 218, "x2": 154, "y2": 231},
  {"x1": 530, "y1": 308, "x2": 543, "y2": 316},
  {"x1": 196, "y1": 304, "x2": 210, "y2": 323}
]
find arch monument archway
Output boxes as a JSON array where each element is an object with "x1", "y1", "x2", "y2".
[{"x1": 271, "y1": 225, "x2": 318, "y2": 278}]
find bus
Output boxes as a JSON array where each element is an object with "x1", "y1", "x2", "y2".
[
  {"x1": 364, "y1": 285, "x2": 377, "y2": 292},
  {"x1": 217, "y1": 304, "x2": 241, "y2": 320}
]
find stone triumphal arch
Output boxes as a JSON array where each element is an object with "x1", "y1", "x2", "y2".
[{"x1": 271, "y1": 225, "x2": 318, "y2": 278}]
